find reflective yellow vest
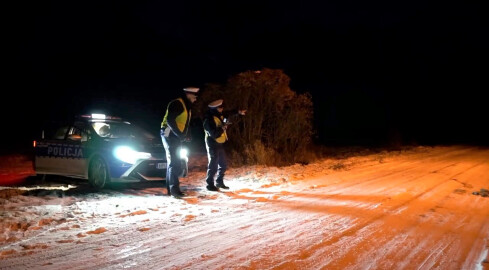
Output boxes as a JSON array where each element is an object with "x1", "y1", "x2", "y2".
[
  {"x1": 161, "y1": 98, "x2": 190, "y2": 133},
  {"x1": 206, "y1": 115, "x2": 228, "y2": 143}
]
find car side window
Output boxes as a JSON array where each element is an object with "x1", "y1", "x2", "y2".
[
  {"x1": 54, "y1": 126, "x2": 69, "y2": 140},
  {"x1": 69, "y1": 125, "x2": 89, "y2": 142},
  {"x1": 98, "y1": 124, "x2": 111, "y2": 137}
]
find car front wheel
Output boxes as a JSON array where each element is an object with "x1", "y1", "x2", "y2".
[{"x1": 89, "y1": 156, "x2": 109, "y2": 189}]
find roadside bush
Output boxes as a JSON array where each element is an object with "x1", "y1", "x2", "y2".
[{"x1": 195, "y1": 68, "x2": 314, "y2": 166}]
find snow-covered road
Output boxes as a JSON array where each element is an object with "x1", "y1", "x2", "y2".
[{"x1": 1, "y1": 146, "x2": 488, "y2": 269}]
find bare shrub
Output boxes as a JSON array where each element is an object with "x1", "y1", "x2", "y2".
[
  {"x1": 196, "y1": 68, "x2": 314, "y2": 165},
  {"x1": 329, "y1": 162, "x2": 347, "y2": 171}
]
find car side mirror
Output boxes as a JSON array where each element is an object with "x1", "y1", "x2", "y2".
[{"x1": 68, "y1": 134, "x2": 82, "y2": 141}]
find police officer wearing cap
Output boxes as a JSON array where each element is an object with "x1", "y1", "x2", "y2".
[
  {"x1": 161, "y1": 87, "x2": 199, "y2": 197},
  {"x1": 203, "y1": 99, "x2": 246, "y2": 191}
]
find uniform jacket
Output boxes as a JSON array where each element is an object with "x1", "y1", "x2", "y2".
[
  {"x1": 203, "y1": 108, "x2": 239, "y2": 144},
  {"x1": 161, "y1": 94, "x2": 193, "y2": 140}
]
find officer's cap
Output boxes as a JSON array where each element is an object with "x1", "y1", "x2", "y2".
[
  {"x1": 208, "y1": 99, "x2": 223, "y2": 108},
  {"x1": 183, "y1": 87, "x2": 200, "y2": 93}
]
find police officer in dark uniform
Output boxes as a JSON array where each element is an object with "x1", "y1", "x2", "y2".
[
  {"x1": 203, "y1": 99, "x2": 246, "y2": 191},
  {"x1": 161, "y1": 87, "x2": 199, "y2": 198}
]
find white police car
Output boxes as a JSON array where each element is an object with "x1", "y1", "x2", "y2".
[{"x1": 34, "y1": 113, "x2": 188, "y2": 189}]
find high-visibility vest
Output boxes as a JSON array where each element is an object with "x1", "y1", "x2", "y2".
[
  {"x1": 206, "y1": 115, "x2": 228, "y2": 143},
  {"x1": 161, "y1": 98, "x2": 190, "y2": 133}
]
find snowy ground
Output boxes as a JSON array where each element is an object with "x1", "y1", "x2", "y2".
[{"x1": 0, "y1": 145, "x2": 488, "y2": 269}]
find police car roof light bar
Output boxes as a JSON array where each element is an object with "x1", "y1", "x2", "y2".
[
  {"x1": 91, "y1": 113, "x2": 106, "y2": 119},
  {"x1": 79, "y1": 114, "x2": 122, "y2": 121}
]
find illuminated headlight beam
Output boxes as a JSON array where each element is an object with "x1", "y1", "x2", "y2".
[
  {"x1": 180, "y1": 147, "x2": 189, "y2": 161},
  {"x1": 114, "y1": 146, "x2": 151, "y2": 164}
]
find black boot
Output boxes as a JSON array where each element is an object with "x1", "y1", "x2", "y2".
[
  {"x1": 216, "y1": 183, "x2": 229, "y2": 189},
  {"x1": 216, "y1": 174, "x2": 229, "y2": 189},
  {"x1": 172, "y1": 191, "x2": 185, "y2": 198}
]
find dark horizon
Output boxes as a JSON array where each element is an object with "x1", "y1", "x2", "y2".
[{"x1": 4, "y1": 1, "x2": 488, "y2": 153}]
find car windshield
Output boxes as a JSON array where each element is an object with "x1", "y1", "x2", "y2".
[{"x1": 92, "y1": 122, "x2": 155, "y2": 140}]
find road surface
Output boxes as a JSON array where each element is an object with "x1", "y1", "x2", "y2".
[{"x1": 0, "y1": 146, "x2": 488, "y2": 269}]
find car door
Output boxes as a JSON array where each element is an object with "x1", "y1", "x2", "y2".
[
  {"x1": 62, "y1": 123, "x2": 90, "y2": 177},
  {"x1": 35, "y1": 123, "x2": 88, "y2": 177},
  {"x1": 35, "y1": 124, "x2": 71, "y2": 175}
]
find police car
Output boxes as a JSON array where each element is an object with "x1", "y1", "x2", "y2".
[{"x1": 33, "y1": 113, "x2": 188, "y2": 189}]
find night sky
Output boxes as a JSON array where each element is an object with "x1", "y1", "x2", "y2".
[{"x1": 4, "y1": 1, "x2": 488, "y2": 153}]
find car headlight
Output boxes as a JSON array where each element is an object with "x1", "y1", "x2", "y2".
[
  {"x1": 114, "y1": 146, "x2": 151, "y2": 164},
  {"x1": 179, "y1": 147, "x2": 188, "y2": 160}
]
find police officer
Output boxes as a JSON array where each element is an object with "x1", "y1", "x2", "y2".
[
  {"x1": 203, "y1": 99, "x2": 246, "y2": 191},
  {"x1": 161, "y1": 87, "x2": 199, "y2": 198}
]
